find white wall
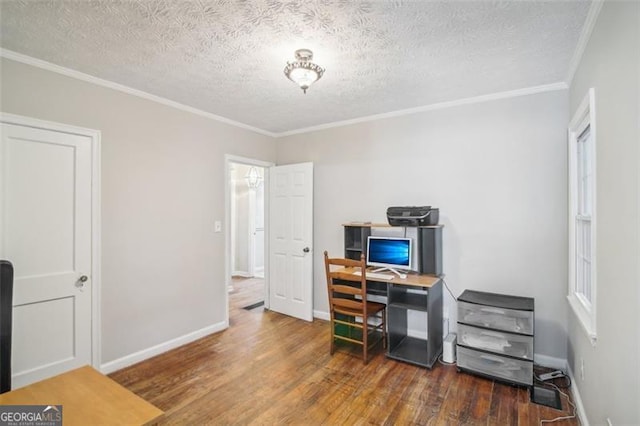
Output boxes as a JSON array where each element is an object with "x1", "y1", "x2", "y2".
[
  {"x1": 277, "y1": 90, "x2": 569, "y2": 360},
  {"x1": 0, "y1": 58, "x2": 277, "y2": 365},
  {"x1": 567, "y1": 1, "x2": 640, "y2": 424}
]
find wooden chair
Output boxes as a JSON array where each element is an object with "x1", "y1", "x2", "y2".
[{"x1": 323, "y1": 251, "x2": 386, "y2": 364}]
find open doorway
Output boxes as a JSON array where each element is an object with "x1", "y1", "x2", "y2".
[
  {"x1": 225, "y1": 155, "x2": 273, "y2": 325},
  {"x1": 230, "y1": 163, "x2": 265, "y2": 280}
]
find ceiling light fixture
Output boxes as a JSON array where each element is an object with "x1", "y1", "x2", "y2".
[{"x1": 283, "y1": 49, "x2": 325, "y2": 94}]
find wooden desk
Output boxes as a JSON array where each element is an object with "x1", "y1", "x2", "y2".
[
  {"x1": 337, "y1": 268, "x2": 443, "y2": 368},
  {"x1": 0, "y1": 366, "x2": 163, "y2": 425},
  {"x1": 339, "y1": 267, "x2": 441, "y2": 288}
]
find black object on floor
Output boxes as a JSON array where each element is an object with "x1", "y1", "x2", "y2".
[
  {"x1": 243, "y1": 301, "x2": 265, "y2": 310},
  {"x1": 0, "y1": 260, "x2": 14, "y2": 394},
  {"x1": 530, "y1": 384, "x2": 562, "y2": 410}
]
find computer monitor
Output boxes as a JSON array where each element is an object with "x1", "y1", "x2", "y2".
[{"x1": 366, "y1": 236, "x2": 412, "y2": 276}]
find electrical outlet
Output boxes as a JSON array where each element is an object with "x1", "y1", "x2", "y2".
[
  {"x1": 580, "y1": 358, "x2": 585, "y2": 380},
  {"x1": 214, "y1": 220, "x2": 222, "y2": 233}
]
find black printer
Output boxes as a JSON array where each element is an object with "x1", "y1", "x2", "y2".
[{"x1": 386, "y1": 206, "x2": 439, "y2": 227}]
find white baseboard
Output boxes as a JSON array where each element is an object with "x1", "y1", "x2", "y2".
[
  {"x1": 232, "y1": 271, "x2": 252, "y2": 278},
  {"x1": 567, "y1": 363, "x2": 590, "y2": 426},
  {"x1": 534, "y1": 353, "x2": 568, "y2": 370},
  {"x1": 100, "y1": 321, "x2": 227, "y2": 374},
  {"x1": 313, "y1": 310, "x2": 330, "y2": 321}
]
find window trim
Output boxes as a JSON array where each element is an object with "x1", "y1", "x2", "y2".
[{"x1": 567, "y1": 88, "x2": 597, "y2": 344}]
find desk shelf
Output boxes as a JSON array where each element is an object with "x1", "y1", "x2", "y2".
[
  {"x1": 387, "y1": 336, "x2": 430, "y2": 367},
  {"x1": 345, "y1": 247, "x2": 363, "y2": 252},
  {"x1": 366, "y1": 287, "x2": 388, "y2": 297},
  {"x1": 344, "y1": 226, "x2": 371, "y2": 261},
  {"x1": 388, "y1": 291, "x2": 429, "y2": 311}
]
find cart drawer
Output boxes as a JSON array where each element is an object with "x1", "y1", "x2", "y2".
[
  {"x1": 457, "y1": 346, "x2": 533, "y2": 386},
  {"x1": 457, "y1": 323, "x2": 533, "y2": 360},
  {"x1": 458, "y1": 301, "x2": 533, "y2": 335}
]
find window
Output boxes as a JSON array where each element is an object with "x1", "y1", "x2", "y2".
[{"x1": 568, "y1": 88, "x2": 597, "y2": 343}]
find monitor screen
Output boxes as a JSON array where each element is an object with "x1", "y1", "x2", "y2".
[{"x1": 366, "y1": 236, "x2": 412, "y2": 269}]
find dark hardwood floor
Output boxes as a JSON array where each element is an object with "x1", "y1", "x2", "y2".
[{"x1": 109, "y1": 277, "x2": 577, "y2": 425}]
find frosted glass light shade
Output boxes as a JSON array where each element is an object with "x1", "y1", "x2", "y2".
[
  {"x1": 289, "y1": 68, "x2": 319, "y2": 91},
  {"x1": 283, "y1": 49, "x2": 325, "y2": 94}
]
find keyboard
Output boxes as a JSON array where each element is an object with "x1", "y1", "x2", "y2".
[{"x1": 352, "y1": 271, "x2": 394, "y2": 280}]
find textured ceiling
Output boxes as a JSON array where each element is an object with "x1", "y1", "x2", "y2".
[{"x1": 0, "y1": 0, "x2": 590, "y2": 135}]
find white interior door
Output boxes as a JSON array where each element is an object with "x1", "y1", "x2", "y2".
[
  {"x1": 269, "y1": 162, "x2": 313, "y2": 321},
  {"x1": 0, "y1": 122, "x2": 93, "y2": 389}
]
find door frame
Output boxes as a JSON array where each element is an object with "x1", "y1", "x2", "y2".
[
  {"x1": 224, "y1": 155, "x2": 274, "y2": 326},
  {"x1": 0, "y1": 112, "x2": 102, "y2": 369}
]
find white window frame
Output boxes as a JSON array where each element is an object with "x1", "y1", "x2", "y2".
[{"x1": 567, "y1": 88, "x2": 597, "y2": 344}]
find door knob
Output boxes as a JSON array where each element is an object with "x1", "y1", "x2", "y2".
[
  {"x1": 303, "y1": 247, "x2": 310, "y2": 253},
  {"x1": 76, "y1": 275, "x2": 88, "y2": 288}
]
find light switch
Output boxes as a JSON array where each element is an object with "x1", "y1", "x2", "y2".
[{"x1": 214, "y1": 220, "x2": 222, "y2": 233}]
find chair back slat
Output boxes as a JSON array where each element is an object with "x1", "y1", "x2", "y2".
[
  {"x1": 332, "y1": 298, "x2": 364, "y2": 311},
  {"x1": 329, "y1": 271, "x2": 364, "y2": 283},
  {"x1": 330, "y1": 284, "x2": 363, "y2": 296},
  {"x1": 325, "y1": 257, "x2": 362, "y2": 268}
]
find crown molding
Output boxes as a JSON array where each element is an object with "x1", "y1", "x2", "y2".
[
  {"x1": 565, "y1": 0, "x2": 605, "y2": 86},
  {"x1": 0, "y1": 48, "x2": 277, "y2": 137},
  {"x1": 275, "y1": 82, "x2": 568, "y2": 137},
  {"x1": 2, "y1": 48, "x2": 570, "y2": 140}
]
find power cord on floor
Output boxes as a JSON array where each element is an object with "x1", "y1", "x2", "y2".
[
  {"x1": 532, "y1": 370, "x2": 578, "y2": 425},
  {"x1": 437, "y1": 354, "x2": 456, "y2": 367},
  {"x1": 539, "y1": 381, "x2": 578, "y2": 425}
]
